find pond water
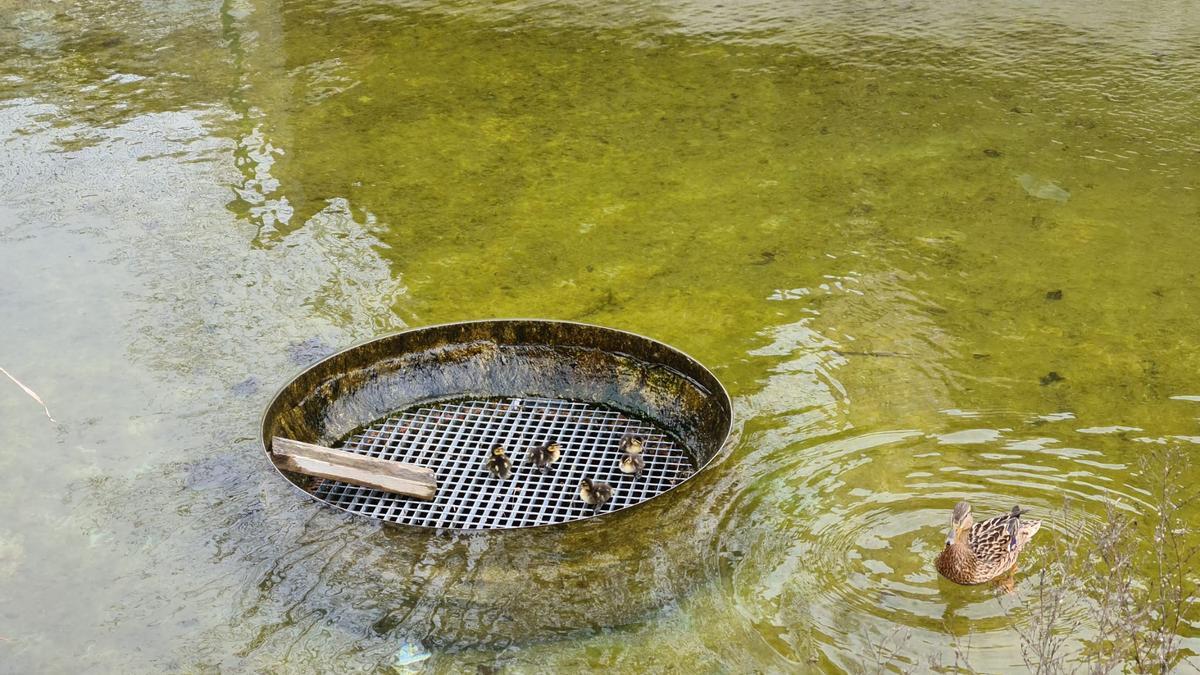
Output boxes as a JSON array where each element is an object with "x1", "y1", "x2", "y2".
[{"x1": 1, "y1": 0, "x2": 1198, "y2": 671}]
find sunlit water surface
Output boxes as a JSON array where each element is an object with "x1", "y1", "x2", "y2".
[{"x1": 1, "y1": 0, "x2": 1198, "y2": 671}]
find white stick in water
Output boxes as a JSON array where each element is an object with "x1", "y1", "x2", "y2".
[{"x1": 0, "y1": 366, "x2": 56, "y2": 423}]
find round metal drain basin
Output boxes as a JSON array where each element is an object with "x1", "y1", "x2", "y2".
[{"x1": 261, "y1": 320, "x2": 732, "y2": 530}]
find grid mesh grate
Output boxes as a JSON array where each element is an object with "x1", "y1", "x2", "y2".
[{"x1": 311, "y1": 397, "x2": 697, "y2": 529}]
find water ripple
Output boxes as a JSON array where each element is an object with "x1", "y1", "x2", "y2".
[{"x1": 713, "y1": 407, "x2": 1155, "y2": 669}]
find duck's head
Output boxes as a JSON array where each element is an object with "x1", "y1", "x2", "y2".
[
  {"x1": 622, "y1": 434, "x2": 645, "y2": 454},
  {"x1": 579, "y1": 478, "x2": 594, "y2": 499},
  {"x1": 491, "y1": 445, "x2": 507, "y2": 457},
  {"x1": 946, "y1": 501, "x2": 974, "y2": 546},
  {"x1": 546, "y1": 440, "x2": 561, "y2": 460}
]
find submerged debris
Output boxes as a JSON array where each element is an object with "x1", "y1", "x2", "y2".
[
  {"x1": 231, "y1": 376, "x2": 260, "y2": 397},
  {"x1": 752, "y1": 250, "x2": 777, "y2": 265},
  {"x1": 1040, "y1": 371, "x2": 1065, "y2": 386},
  {"x1": 287, "y1": 336, "x2": 336, "y2": 366},
  {"x1": 391, "y1": 642, "x2": 431, "y2": 672},
  {"x1": 1018, "y1": 174, "x2": 1071, "y2": 203},
  {"x1": 0, "y1": 366, "x2": 56, "y2": 423}
]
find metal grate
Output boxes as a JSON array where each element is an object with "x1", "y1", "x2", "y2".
[{"x1": 311, "y1": 397, "x2": 697, "y2": 529}]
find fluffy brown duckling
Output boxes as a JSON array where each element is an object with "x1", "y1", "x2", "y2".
[
  {"x1": 935, "y1": 501, "x2": 1040, "y2": 585},
  {"x1": 486, "y1": 444, "x2": 512, "y2": 480},
  {"x1": 619, "y1": 433, "x2": 645, "y2": 455},
  {"x1": 578, "y1": 478, "x2": 613, "y2": 511},
  {"x1": 526, "y1": 439, "x2": 562, "y2": 473},
  {"x1": 618, "y1": 452, "x2": 645, "y2": 478}
]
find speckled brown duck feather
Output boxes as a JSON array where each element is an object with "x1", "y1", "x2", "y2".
[{"x1": 935, "y1": 501, "x2": 1041, "y2": 585}]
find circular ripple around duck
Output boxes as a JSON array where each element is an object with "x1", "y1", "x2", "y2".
[{"x1": 716, "y1": 417, "x2": 1154, "y2": 670}]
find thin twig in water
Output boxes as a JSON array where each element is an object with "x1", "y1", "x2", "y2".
[
  {"x1": 1003, "y1": 448, "x2": 1198, "y2": 674},
  {"x1": 937, "y1": 620, "x2": 975, "y2": 673},
  {"x1": 0, "y1": 366, "x2": 56, "y2": 423},
  {"x1": 999, "y1": 501, "x2": 1087, "y2": 675},
  {"x1": 833, "y1": 350, "x2": 913, "y2": 358},
  {"x1": 859, "y1": 625, "x2": 916, "y2": 675}
]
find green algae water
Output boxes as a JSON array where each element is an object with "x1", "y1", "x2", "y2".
[{"x1": 1, "y1": 0, "x2": 1198, "y2": 671}]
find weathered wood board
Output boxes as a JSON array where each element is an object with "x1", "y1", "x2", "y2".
[{"x1": 272, "y1": 436, "x2": 437, "y2": 500}]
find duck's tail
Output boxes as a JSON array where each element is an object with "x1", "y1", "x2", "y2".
[{"x1": 1016, "y1": 519, "x2": 1041, "y2": 548}]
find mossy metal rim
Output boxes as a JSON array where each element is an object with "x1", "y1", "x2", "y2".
[{"x1": 260, "y1": 318, "x2": 733, "y2": 531}]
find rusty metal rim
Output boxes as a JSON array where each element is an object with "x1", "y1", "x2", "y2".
[{"x1": 259, "y1": 318, "x2": 734, "y2": 532}]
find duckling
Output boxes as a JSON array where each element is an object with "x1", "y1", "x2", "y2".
[
  {"x1": 578, "y1": 478, "x2": 613, "y2": 511},
  {"x1": 485, "y1": 444, "x2": 512, "y2": 480},
  {"x1": 618, "y1": 452, "x2": 645, "y2": 478},
  {"x1": 526, "y1": 439, "x2": 562, "y2": 473},
  {"x1": 619, "y1": 433, "x2": 645, "y2": 455},
  {"x1": 935, "y1": 501, "x2": 1041, "y2": 585}
]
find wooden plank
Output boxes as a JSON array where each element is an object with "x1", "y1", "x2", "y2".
[
  {"x1": 273, "y1": 437, "x2": 435, "y2": 484},
  {"x1": 271, "y1": 436, "x2": 437, "y2": 500},
  {"x1": 274, "y1": 455, "x2": 437, "y2": 501}
]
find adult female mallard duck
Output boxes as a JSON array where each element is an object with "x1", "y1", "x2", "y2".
[{"x1": 935, "y1": 501, "x2": 1040, "y2": 585}]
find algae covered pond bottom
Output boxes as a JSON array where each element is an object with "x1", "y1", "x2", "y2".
[
  {"x1": 313, "y1": 396, "x2": 697, "y2": 529},
  {"x1": 1, "y1": 0, "x2": 1199, "y2": 671}
]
